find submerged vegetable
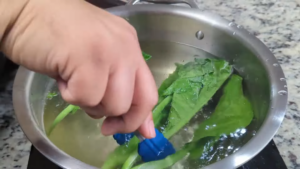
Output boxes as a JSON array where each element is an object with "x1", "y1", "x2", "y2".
[
  {"x1": 142, "y1": 52, "x2": 152, "y2": 61},
  {"x1": 132, "y1": 137, "x2": 218, "y2": 169},
  {"x1": 103, "y1": 58, "x2": 232, "y2": 169},
  {"x1": 47, "y1": 105, "x2": 80, "y2": 136},
  {"x1": 47, "y1": 92, "x2": 58, "y2": 99},
  {"x1": 132, "y1": 75, "x2": 254, "y2": 169},
  {"x1": 192, "y1": 74, "x2": 254, "y2": 142}
]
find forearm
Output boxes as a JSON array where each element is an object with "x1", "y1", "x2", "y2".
[{"x1": 0, "y1": 0, "x2": 29, "y2": 45}]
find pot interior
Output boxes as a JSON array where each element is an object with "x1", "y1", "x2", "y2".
[{"x1": 30, "y1": 7, "x2": 271, "y2": 169}]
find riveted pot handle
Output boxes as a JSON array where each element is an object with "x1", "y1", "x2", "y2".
[{"x1": 127, "y1": 0, "x2": 199, "y2": 9}]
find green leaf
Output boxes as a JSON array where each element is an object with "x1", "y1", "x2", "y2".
[
  {"x1": 152, "y1": 96, "x2": 172, "y2": 126},
  {"x1": 102, "y1": 137, "x2": 140, "y2": 169},
  {"x1": 131, "y1": 149, "x2": 188, "y2": 169},
  {"x1": 47, "y1": 92, "x2": 58, "y2": 99},
  {"x1": 142, "y1": 52, "x2": 152, "y2": 61},
  {"x1": 163, "y1": 59, "x2": 232, "y2": 139},
  {"x1": 131, "y1": 137, "x2": 217, "y2": 169},
  {"x1": 192, "y1": 74, "x2": 254, "y2": 142},
  {"x1": 188, "y1": 137, "x2": 219, "y2": 160},
  {"x1": 157, "y1": 66, "x2": 181, "y2": 103}
]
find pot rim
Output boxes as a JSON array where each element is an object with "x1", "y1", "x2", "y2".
[{"x1": 13, "y1": 4, "x2": 288, "y2": 169}]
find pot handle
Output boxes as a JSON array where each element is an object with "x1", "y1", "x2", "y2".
[{"x1": 127, "y1": 0, "x2": 199, "y2": 9}]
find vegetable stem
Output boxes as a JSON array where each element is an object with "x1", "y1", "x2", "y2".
[
  {"x1": 47, "y1": 105, "x2": 77, "y2": 136},
  {"x1": 153, "y1": 96, "x2": 172, "y2": 125}
]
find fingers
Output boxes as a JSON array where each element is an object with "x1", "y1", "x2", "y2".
[
  {"x1": 101, "y1": 61, "x2": 158, "y2": 138},
  {"x1": 138, "y1": 113, "x2": 156, "y2": 139},
  {"x1": 100, "y1": 65, "x2": 135, "y2": 116},
  {"x1": 57, "y1": 62, "x2": 109, "y2": 113}
]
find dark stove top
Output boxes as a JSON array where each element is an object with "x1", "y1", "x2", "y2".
[{"x1": 0, "y1": 1, "x2": 288, "y2": 169}]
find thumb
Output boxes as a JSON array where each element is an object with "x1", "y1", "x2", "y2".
[{"x1": 138, "y1": 113, "x2": 156, "y2": 139}]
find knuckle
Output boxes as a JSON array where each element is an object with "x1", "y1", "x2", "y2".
[
  {"x1": 84, "y1": 100, "x2": 100, "y2": 108},
  {"x1": 123, "y1": 122, "x2": 139, "y2": 133},
  {"x1": 103, "y1": 105, "x2": 129, "y2": 116}
]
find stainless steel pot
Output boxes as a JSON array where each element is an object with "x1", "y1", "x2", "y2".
[{"x1": 13, "y1": 0, "x2": 288, "y2": 169}]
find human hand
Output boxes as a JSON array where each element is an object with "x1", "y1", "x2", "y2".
[{"x1": 0, "y1": 0, "x2": 157, "y2": 138}]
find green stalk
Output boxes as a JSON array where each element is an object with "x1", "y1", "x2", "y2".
[
  {"x1": 131, "y1": 149, "x2": 188, "y2": 169},
  {"x1": 102, "y1": 96, "x2": 172, "y2": 169},
  {"x1": 120, "y1": 96, "x2": 172, "y2": 169},
  {"x1": 152, "y1": 96, "x2": 172, "y2": 126},
  {"x1": 122, "y1": 152, "x2": 140, "y2": 169},
  {"x1": 47, "y1": 105, "x2": 77, "y2": 136}
]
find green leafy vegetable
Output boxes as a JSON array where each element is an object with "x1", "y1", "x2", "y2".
[
  {"x1": 192, "y1": 74, "x2": 254, "y2": 142},
  {"x1": 162, "y1": 58, "x2": 232, "y2": 139},
  {"x1": 105, "y1": 58, "x2": 232, "y2": 169},
  {"x1": 142, "y1": 52, "x2": 152, "y2": 61},
  {"x1": 47, "y1": 105, "x2": 80, "y2": 136},
  {"x1": 47, "y1": 92, "x2": 58, "y2": 99},
  {"x1": 131, "y1": 137, "x2": 217, "y2": 169},
  {"x1": 130, "y1": 74, "x2": 254, "y2": 169}
]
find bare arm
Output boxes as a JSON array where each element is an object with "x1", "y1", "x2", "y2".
[
  {"x1": 0, "y1": 0, "x2": 157, "y2": 138},
  {"x1": 0, "y1": 0, "x2": 29, "y2": 43}
]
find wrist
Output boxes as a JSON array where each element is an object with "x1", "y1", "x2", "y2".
[{"x1": 0, "y1": 0, "x2": 29, "y2": 48}]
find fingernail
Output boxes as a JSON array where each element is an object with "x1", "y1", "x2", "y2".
[{"x1": 148, "y1": 120, "x2": 156, "y2": 138}]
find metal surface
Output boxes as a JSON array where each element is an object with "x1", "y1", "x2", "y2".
[
  {"x1": 134, "y1": 131, "x2": 145, "y2": 141},
  {"x1": 127, "y1": 0, "x2": 198, "y2": 8},
  {"x1": 13, "y1": 2, "x2": 288, "y2": 169}
]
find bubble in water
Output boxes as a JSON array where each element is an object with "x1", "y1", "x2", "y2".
[
  {"x1": 237, "y1": 25, "x2": 244, "y2": 29},
  {"x1": 278, "y1": 90, "x2": 287, "y2": 95},
  {"x1": 252, "y1": 131, "x2": 257, "y2": 136},
  {"x1": 233, "y1": 32, "x2": 236, "y2": 35},
  {"x1": 233, "y1": 148, "x2": 240, "y2": 153},
  {"x1": 228, "y1": 22, "x2": 236, "y2": 27},
  {"x1": 273, "y1": 63, "x2": 279, "y2": 67},
  {"x1": 240, "y1": 128, "x2": 247, "y2": 134},
  {"x1": 280, "y1": 78, "x2": 286, "y2": 81}
]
